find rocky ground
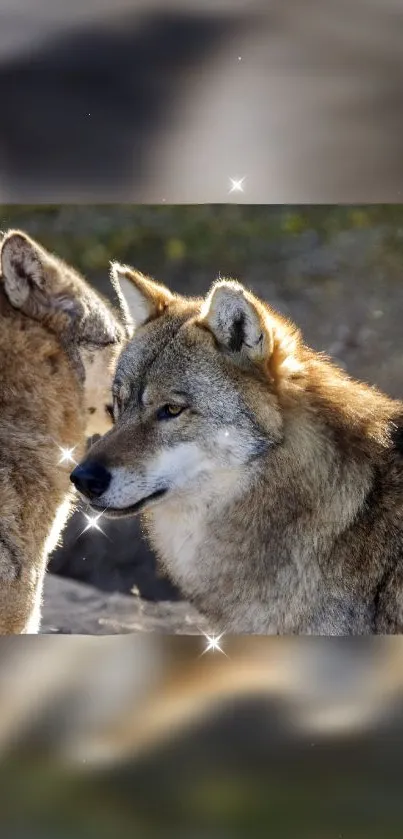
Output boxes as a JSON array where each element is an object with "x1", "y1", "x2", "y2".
[{"x1": 41, "y1": 573, "x2": 207, "y2": 635}]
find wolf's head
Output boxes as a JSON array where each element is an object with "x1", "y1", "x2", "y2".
[
  {"x1": 71, "y1": 264, "x2": 305, "y2": 516},
  {"x1": 0, "y1": 230, "x2": 130, "y2": 436}
]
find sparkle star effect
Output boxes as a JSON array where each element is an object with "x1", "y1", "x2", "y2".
[
  {"x1": 78, "y1": 511, "x2": 110, "y2": 541},
  {"x1": 229, "y1": 177, "x2": 245, "y2": 194},
  {"x1": 200, "y1": 633, "x2": 228, "y2": 657},
  {"x1": 58, "y1": 446, "x2": 77, "y2": 465}
]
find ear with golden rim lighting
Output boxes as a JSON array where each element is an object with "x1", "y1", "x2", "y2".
[
  {"x1": 198, "y1": 278, "x2": 302, "y2": 379},
  {"x1": 198, "y1": 279, "x2": 273, "y2": 361},
  {"x1": 110, "y1": 262, "x2": 174, "y2": 335}
]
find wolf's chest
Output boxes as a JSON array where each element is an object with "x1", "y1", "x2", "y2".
[{"x1": 150, "y1": 499, "x2": 208, "y2": 589}]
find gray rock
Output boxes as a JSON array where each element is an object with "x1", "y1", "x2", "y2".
[{"x1": 41, "y1": 573, "x2": 207, "y2": 635}]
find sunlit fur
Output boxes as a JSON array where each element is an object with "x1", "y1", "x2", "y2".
[
  {"x1": 0, "y1": 231, "x2": 127, "y2": 633},
  {"x1": 79, "y1": 266, "x2": 403, "y2": 634}
]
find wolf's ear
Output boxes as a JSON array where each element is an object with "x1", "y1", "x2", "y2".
[
  {"x1": 199, "y1": 280, "x2": 274, "y2": 363},
  {"x1": 110, "y1": 263, "x2": 174, "y2": 334},
  {"x1": 0, "y1": 230, "x2": 81, "y2": 322}
]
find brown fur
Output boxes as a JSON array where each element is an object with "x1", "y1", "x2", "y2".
[
  {"x1": 0, "y1": 231, "x2": 127, "y2": 633},
  {"x1": 76, "y1": 268, "x2": 403, "y2": 635}
]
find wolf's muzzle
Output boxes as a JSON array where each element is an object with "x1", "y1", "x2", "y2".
[{"x1": 70, "y1": 461, "x2": 111, "y2": 500}]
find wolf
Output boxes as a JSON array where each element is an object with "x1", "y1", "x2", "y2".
[
  {"x1": 0, "y1": 230, "x2": 128, "y2": 634},
  {"x1": 72, "y1": 265, "x2": 403, "y2": 634}
]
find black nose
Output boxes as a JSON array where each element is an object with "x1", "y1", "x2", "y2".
[{"x1": 70, "y1": 461, "x2": 111, "y2": 499}]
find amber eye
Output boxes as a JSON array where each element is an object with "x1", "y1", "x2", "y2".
[{"x1": 156, "y1": 404, "x2": 185, "y2": 421}]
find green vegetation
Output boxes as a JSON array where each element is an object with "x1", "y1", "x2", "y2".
[
  {"x1": 1, "y1": 204, "x2": 403, "y2": 282},
  {"x1": 1, "y1": 753, "x2": 402, "y2": 839}
]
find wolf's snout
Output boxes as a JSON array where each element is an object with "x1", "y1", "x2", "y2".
[{"x1": 70, "y1": 461, "x2": 111, "y2": 500}]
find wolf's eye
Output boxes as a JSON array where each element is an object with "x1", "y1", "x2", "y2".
[
  {"x1": 156, "y1": 404, "x2": 185, "y2": 421},
  {"x1": 105, "y1": 404, "x2": 115, "y2": 422}
]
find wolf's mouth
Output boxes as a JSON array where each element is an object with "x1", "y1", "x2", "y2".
[{"x1": 89, "y1": 488, "x2": 168, "y2": 519}]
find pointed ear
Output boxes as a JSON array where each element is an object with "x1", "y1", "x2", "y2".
[
  {"x1": 1, "y1": 230, "x2": 47, "y2": 309},
  {"x1": 0, "y1": 230, "x2": 82, "y2": 323},
  {"x1": 110, "y1": 263, "x2": 174, "y2": 333},
  {"x1": 199, "y1": 279, "x2": 274, "y2": 363}
]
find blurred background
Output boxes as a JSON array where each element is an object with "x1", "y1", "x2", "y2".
[
  {"x1": 2, "y1": 202, "x2": 403, "y2": 633},
  {"x1": 0, "y1": 635, "x2": 403, "y2": 837},
  {"x1": 0, "y1": 0, "x2": 403, "y2": 202}
]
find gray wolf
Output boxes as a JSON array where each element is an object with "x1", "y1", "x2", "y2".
[
  {"x1": 0, "y1": 230, "x2": 128, "y2": 633},
  {"x1": 72, "y1": 265, "x2": 403, "y2": 634}
]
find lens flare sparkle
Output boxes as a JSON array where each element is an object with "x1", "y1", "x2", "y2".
[
  {"x1": 229, "y1": 177, "x2": 245, "y2": 193},
  {"x1": 200, "y1": 633, "x2": 227, "y2": 657},
  {"x1": 58, "y1": 446, "x2": 77, "y2": 465},
  {"x1": 79, "y1": 512, "x2": 106, "y2": 538}
]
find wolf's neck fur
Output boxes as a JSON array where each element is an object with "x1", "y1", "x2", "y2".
[
  {"x1": 148, "y1": 368, "x2": 399, "y2": 634},
  {"x1": 0, "y1": 313, "x2": 85, "y2": 538},
  {"x1": 0, "y1": 309, "x2": 86, "y2": 632}
]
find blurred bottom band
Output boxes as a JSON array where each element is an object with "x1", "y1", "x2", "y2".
[{"x1": 0, "y1": 636, "x2": 402, "y2": 837}]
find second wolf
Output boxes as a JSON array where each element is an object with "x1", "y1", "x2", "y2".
[
  {"x1": 73, "y1": 266, "x2": 403, "y2": 634},
  {"x1": 0, "y1": 231, "x2": 128, "y2": 633}
]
